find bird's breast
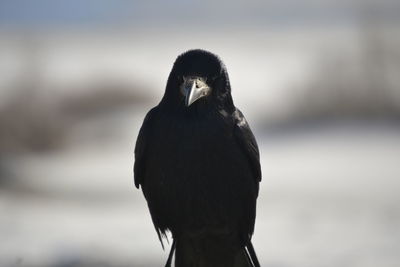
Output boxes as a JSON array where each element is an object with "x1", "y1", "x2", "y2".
[
  {"x1": 145, "y1": 114, "x2": 253, "y2": 196},
  {"x1": 143, "y1": 113, "x2": 257, "y2": 232}
]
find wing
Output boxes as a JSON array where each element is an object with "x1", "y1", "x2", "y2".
[
  {"x1": 233, "y1": 109, "x2": 262, "y2": 183},
  {"x1": 134, "y1": 107, "x2": 158, "y2": 189}
]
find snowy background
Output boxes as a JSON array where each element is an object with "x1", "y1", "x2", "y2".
[{"x1": 0, "y1": 1, "x2": 400, "y2": 266}]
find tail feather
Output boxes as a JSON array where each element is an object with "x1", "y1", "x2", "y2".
[
  {"x1": 234, "y1": 248, "x2": 253, "y2": 267},
  {"x1": 245, "y1": 241, "x2": 260, "y2": 267},
  {"x1": 165, "y1": 235, "x2": 258, "y2": 267},
  {"x1": 165, "y1": 239, "x2": 176, "y2": 267}
]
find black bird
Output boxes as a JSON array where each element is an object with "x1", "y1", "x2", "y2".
[{"x1": 134, "y1": 49, "x2": 261, "y2": 267}]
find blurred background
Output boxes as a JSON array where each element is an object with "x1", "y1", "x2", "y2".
[{"x1": 0, "y1": 0, "x2": 400, "y2": 266}]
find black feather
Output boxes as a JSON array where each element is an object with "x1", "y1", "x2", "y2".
[{"x1": 134, "y1": 49, "x2": 261, "y2": 266}]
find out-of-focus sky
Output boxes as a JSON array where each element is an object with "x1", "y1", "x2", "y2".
[
  {"x1": 0, "y1": 0, "x2": 399, "y2": 27},
  {"x1": 0, "y1": 1, "x2": 399, "y2": 267}
]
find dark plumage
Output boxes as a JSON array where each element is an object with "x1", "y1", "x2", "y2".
[{"x1": 134, "y1": 49, "x2": 261, "y2": 267}]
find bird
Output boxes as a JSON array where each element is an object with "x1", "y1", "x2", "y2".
[{"x1": 134, "y1": 49, "x2": 261, "y2": 267}]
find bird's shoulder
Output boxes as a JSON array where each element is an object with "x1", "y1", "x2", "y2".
[
  {"x1": 135, "y1": 106, "x2": 160, "y2": 148},
  {"x1": 232, "y1": 108, "x2": 262, "y2": 182},
  {"x1": 134, "y1": 106, "x2": 160, "y2": 188},
  {"x1": 233, "y1": 109, "x2": 248, "y2": 127}
]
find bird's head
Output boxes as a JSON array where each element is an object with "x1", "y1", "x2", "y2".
[{"x1": 161, "y1": 49, "x2": 234, "y2": 112}]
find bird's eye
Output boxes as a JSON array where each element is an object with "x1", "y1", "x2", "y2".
[{"x1": 207, "y1": 76, "x2": 217, "y2": 84}]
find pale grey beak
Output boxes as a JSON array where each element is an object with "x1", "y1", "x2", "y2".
[{"x1": 182, "y1": 77, "x2": 210, "y2": 107}]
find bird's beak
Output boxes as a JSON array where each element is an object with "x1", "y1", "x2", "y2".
[{"x1": 182, "y1": 77, "x2": 210, "y2": 107}]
